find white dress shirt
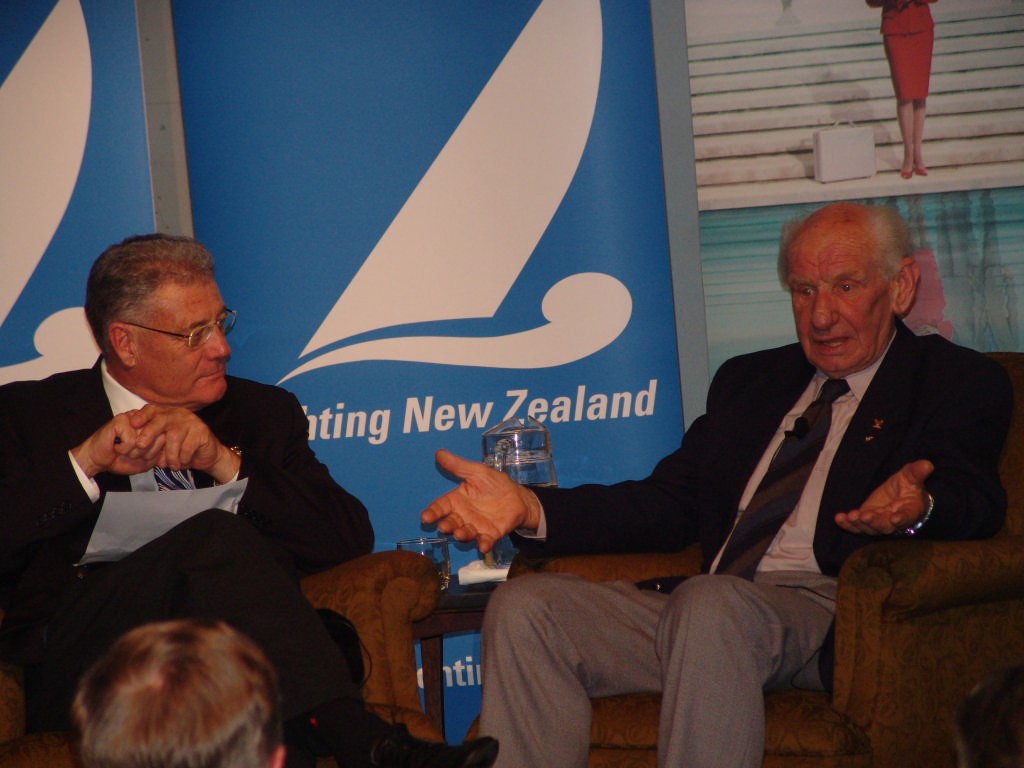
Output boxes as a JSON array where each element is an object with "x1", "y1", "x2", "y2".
[{"x1": 713, "y1": 346, "x2": 888, "y2": 575}]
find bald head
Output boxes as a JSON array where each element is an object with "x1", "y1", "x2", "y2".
[{"x1": 778, "y1": 202, "x2": 914, "y2": 287}]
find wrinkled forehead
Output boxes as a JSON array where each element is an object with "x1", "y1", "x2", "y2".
[
  {"x1": 787, "y1": 213, "x2": 879, "y2": 272},
  {"x1": 143, "y1": 279, "x2": 224, "y2": 317}
]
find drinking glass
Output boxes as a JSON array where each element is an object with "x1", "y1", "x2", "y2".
[{"x1": 396, "y1": 536, "x2": 451, "y2": 590}]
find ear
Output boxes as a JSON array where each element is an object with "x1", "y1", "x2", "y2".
[
  {"x1": 106, "y1": 322, "x2": 139, "y2": 368},
  {"x1": 891, "y1": 257, "x2": 920, "y2": 317},
  {"x1": 270, "y1": 744, "x2": 287, "y2": 768}
]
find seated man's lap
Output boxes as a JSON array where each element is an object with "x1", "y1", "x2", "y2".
[
  {"x1": 662, "y1": 573, "x2": 835, "y2": 692},
  {"x1": 483, "y1": 571, "x2": 835, "y2": 700},
  {"x1": 27, "y1": 510, "x2": 347, "y2": 731},
  {"x1": 483, "y1": 573, "x2": 668, "y2": 698}
]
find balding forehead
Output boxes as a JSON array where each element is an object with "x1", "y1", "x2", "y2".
[
  {"x1": 790, "y1": 212, "x2": 874, "y2": 255},
  {"x1": 801, "y1": 202, "x2": 871, "y2": 231}
]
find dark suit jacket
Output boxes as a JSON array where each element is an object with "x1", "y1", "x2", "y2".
[
  {"x1": 0, "y1": 363, "x2": 372, "y2": 661},
  {"x1": 522, "y1": 322, "x2": 1011, "y2": 576}
]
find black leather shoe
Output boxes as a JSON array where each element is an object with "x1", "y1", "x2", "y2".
[{"x1": 369, "y1": 729, "x2": 498, "y2": 768}]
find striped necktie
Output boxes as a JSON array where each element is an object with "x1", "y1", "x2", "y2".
[
  {"x1": 715, "y1": 378, "x2": 850, "y2": 579},
  {"x1": 153, "y1": 466, "x2": 196, "y2": 491}
]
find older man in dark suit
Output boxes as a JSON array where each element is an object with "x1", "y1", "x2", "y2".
[
  {"x1": 0, "y1": 234, "x2": 498, "y2": 768},
  {"x1": 421, "y1": 202, "x2": 1012, "y2": 768}
]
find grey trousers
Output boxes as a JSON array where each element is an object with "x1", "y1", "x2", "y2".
[{"x1": 479, "y1": 570, "x2": 837, "y2": 768}]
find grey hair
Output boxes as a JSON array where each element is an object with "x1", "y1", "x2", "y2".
[
  {"x1": 84, "y1": 234, "x2": 216, "y2": 354},
  {"x1": 777, "y1": 203, "x2": 913, "y2": 287}
]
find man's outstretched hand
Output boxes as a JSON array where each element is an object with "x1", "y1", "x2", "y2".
[{"x1": 420, "y1": 449, "x2": 543, "y2": 554}]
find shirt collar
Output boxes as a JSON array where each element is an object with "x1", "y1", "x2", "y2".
[{"x1": 100, "y1": 359, "x2": 148, "y2": 414}]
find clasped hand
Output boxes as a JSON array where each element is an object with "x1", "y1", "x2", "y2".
[
  {"x1": 72, "y1": 405, "x2": 239, "y2": 483},
  {"x1": 420, "y1": 449, "x2": 542, "y2": 554}
]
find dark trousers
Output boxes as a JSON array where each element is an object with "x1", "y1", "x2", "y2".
[{"x1": 25, "y1": 509, "x2": 359, "y2": 732}]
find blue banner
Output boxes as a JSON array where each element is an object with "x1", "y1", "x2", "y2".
[
  {"x1": 0, "y1": 0, "x2": 153, "y2": 384},
  {"x1": 172, "y1": 0, "x2": 683, "y2": 738}
]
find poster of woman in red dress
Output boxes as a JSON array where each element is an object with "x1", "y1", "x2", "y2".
[{"x1": 869, "y1": 0, "x2": 939, "y2": 178}]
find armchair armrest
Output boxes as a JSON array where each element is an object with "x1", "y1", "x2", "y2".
[
  {"x1": 0, "y1": 609, "x2": 77, "y2": 767},
  {"x1": 840, "y1": 537, "x2": 1024, "y2": 619},
  {"x1": 301, "y1": 550, "x2": 442, "y2": 740},
  {"x1": 510, "y1": 545, "x2": 703, "y2": 583},
  {"x1": 831, "y1": 536, "x2": 1024, "y2": 767},
  {"x1": 0, "y1": 661, "x2": 24, "y2": 747},
  {"x1": 0, "y1": 606, "x2": 25, "y2": 747}
]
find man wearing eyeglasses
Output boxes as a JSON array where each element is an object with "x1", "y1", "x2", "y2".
[{"x1": 0, "y1": 234, "x2": 498, "y2": 768}]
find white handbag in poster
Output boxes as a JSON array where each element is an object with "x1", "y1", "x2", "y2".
[{"x1": 813, "y1": 123, "x2": 876, "y2": 183}]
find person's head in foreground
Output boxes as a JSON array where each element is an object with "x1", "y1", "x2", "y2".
[
  {"x1": 72, "y1": 618, "x2": 284, "y2": 768},
  {"x1": 956, "y1": 665, "x2": 1024, "y2": 768}
]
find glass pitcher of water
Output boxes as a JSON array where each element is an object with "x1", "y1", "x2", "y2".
[{"x1": 481, "y1": 415, "x2": 557, "y2": 566}]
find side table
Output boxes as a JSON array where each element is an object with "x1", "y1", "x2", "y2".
[{"x1": 412, "y1": 578, "x2": 499, "y2": 739}]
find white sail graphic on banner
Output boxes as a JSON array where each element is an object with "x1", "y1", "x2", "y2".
[
  {"x1": 281, "y1": 0, "x2": 630, "y2": 383},
  {"x1": 0, "y1": 0, "x2": 96, "y2": 385}
]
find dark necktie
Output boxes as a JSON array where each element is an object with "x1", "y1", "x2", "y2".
[
  {"x1": 715, "y1": 378, "x2": 850, "y2": 579},
  {"x1": 153, "y1": 466, "x2": 196, "y2": 491}
]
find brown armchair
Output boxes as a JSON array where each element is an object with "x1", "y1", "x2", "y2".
[
  {"x1": 508, "y1": 351, "x2": 1024, "y2": 768},
  {"x1": 0, "y1": 550, "x2": 443, "y2": 767}
]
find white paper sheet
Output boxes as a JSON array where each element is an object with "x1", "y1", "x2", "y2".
[
  {"x1": 78, "y1": 479, "x2": 249, "y2": 565},
  {"x1": 458, "y1": 559, "x2": 509, "y2": 585}
]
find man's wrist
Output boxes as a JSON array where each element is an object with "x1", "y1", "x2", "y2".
[
  {"x1": 903, "y1": 493, "x2": 935, "y2": 537},
  {"x1": 519, "y1": 487, "x2": 544, "y2": 533},
  {"x1": 70, "y1": 442, "x2": 101, "y2": 479},
  {"x1": 212, "y1": 444, "x2": 243, "y2": 483},
  {"x1": 69, "y1": 450, "x2": 102, "y2": 502}
]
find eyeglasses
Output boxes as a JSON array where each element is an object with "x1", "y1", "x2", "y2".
[{"x1": 125, "y1": 309, "x2": 237, "y2": 348}]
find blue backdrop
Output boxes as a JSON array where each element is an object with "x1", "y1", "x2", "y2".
[
  {"x1": 171, "y1": 0, "x2": 684, "y2": 547},
  {"x1": 172, "y1": 0, "x2": 686, "y2": 738},
  {"x1": 1, "y1": 0, "x2": 687, "y2": 741},
  {"x1": 0, "y1": 0, "x2": 153, "y2": 384}
]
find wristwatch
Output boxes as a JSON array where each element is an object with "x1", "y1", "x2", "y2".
[{"x1": 903, "y1": 493, "x2": 934, "y2": 537}]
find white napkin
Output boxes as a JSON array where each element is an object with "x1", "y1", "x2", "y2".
[{"x1": 458, "y1": 559, "x2": 510, "y2": 585}]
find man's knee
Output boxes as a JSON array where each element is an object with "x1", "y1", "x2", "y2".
[
  {"x1": 483, "y1": 573, "x2": 582, "y2": 638},
  {"x1": 175, "y1": 508, "x2": 250, "y2": 538},
  {"x1": 150, "y1": 508, "x2": 294, "y2": 577},
  {"x1": 660, "y1": 574, "x2": 759, "y2": 634},
  {"x1": 162, "y1": 509, "x2": 272, "y2": 556}
]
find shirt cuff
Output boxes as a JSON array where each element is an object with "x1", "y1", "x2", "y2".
[
  {"x1": 515, "y1": 497, "x2": 547, "y2": 540},
  {"x1": 69, "y1": 450, "x2": 101, "y2": 503}
]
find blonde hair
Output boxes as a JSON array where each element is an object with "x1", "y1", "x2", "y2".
[{"x1": 72, "y1": 619, "x2": 282, "y2": 768}]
